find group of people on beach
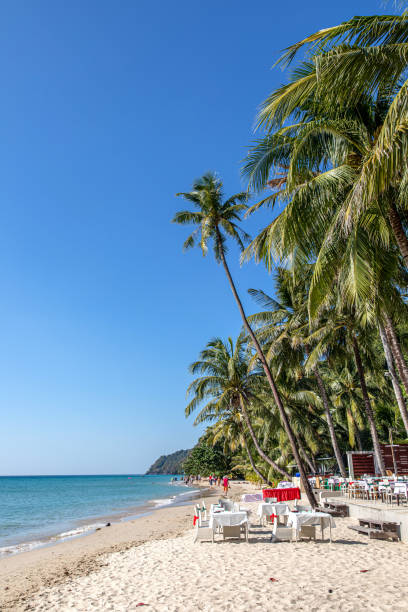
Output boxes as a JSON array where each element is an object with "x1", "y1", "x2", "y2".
[
  {"x1": 181, "y1": 474, "x2": 229, "y2": 494},
  {"x1": 182, "y1": 475, "x2": 201, "y2": 485}
]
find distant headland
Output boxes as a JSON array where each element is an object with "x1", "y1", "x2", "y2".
[{"x1": 145, "y1": 449, "x2": 191, "y2": 475}]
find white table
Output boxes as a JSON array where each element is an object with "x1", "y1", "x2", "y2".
[
  {"x1": 209, "y1": 511, "x2": 249, "y2": 542},
  {"x1": 287, "y1": 511, "x2": 335, "y2": 542},
  {"x1": 209, "y1": 511, "x2": 248, "y2": 527}
]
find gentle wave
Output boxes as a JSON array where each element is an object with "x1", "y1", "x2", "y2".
[
  {"x1": 0, "y1": 483, "x2": 203, "y2": 558},
  {"x1": 152, "y1": 497, "x2": 175, "y2": 507},
  {"x1": 0, "y1": 539, "x2": 46, "y2": 556},
  {"x1": 150, "y1": 488, "x2": 201, "y2": 508},
  {"x1": 0, "y1": 522, "x2": 106, "y2": 557}
]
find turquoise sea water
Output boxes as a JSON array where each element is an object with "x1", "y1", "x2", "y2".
[{"x1": 0, "y1": 475, "x2": 195, "y2": 556}]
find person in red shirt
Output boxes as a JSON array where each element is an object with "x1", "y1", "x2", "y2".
[{"x1": 223, "y1": 475, "x2": 229, "y2": 494}]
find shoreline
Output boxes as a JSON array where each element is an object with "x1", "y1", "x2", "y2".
[
  {"x1": 0, "y1": 481, "x2": 202, "y2": 559},
  {"x1": 0, "y1": 482, "x2": 219, "y2": 610}
]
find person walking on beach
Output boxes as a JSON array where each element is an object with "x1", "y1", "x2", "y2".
[{"x1": 222, "y1": 475, "x2": 229, "y2": 495}]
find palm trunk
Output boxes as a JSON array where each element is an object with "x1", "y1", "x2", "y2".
[
  {"x1": 389, "y1": 428, "x2": 398, "y2": 476},
  {"x1": 352, "y1": 334, "x2": 386, "y2": 476},
  {"x1": 388, "y1": 202, "x2": 408, "y2": 267},
  {"x1": 384, "y1": 312, "x2": 408, "y2": 398},
  {"x1": 216, "y1": 229, "x2": 316, "y2": 508},
  {"x1": 314, "y1": 366, "x2": 347, "y2": 477},
  {"x1": 379, "y1": 322, "x2": 408, "y2": 435},
  {"x1": 295, "y1": 432, "x2": 316, "y2": 474},
  {"x1": 352, "y1": 414, "x2": 363, "y2": 451},
  {"x1": 240, "y1": 398, "x2": 291, "y2": 479},
  {"x1": 241, "y1": 431, "x2": 273, "y2": 486}
]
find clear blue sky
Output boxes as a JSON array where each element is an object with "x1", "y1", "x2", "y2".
[{"x1": 0, "y1": 0, "x2": 381, "y2": 474}]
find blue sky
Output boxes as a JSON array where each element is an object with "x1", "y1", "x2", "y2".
[{"x1": 0, "y1": 0, "x2": 381, "y2": 474}]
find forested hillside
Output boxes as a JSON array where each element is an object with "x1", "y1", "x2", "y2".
[{"x1": 145, "y1": 449, "x2": 191, "y2": 474}]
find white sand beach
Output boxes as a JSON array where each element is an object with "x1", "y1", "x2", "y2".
[
  {"x1": 2, "y1": 482, "x2": 408, "y2": 612},
  {"x1": 27, "y1": 520, "x2": 408, "y2": 612}
]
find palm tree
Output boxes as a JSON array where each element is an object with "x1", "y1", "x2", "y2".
[
  {"x1": 243, "y1": 80, "x2": 406, "y2": 296},
  {"x1": 208, "y1": 417, "x2": 273, "y2": 485},
  {"x1": 259, "y1": 13, "x2": 408, "y2": 265},
  {"x1": 306, "y1": 309, "x2": 387, "y2": 476},
  {"x1": 247, "y1": 267, "x2": 347, "y2": 476},
  {"x1": 173, "y1": 172, "x2": 317, "y2": 506},
  {"x1": 185, "y1": 335, "x2": 291, "y2": 479},
  {"x1": 250, "y1": 274, "x2": 346, "y2": 477},
  {"x1": 378, "y1": 322, "x2": 408, "y2": 435},
  {"x1": 242, "y1": 61, "x2": 408, "y2": 435}
]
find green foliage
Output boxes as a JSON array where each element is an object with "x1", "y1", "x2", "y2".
[
  {"x1": 173, "y1": 172, "x2": 250, "y2": 261},
  {"x1": 182, "y1": 441, "x2": 231, "y2": 476},
  {"x1": 244, "y1": 470, "x2": 265, "y2": 484},
  {"x1": 174, "y1": 8, "x2": 408, "y2": 482}
]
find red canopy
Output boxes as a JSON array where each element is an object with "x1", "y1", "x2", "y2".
[{"x1": 262, "y1": 487, "x2": 301, "y2": 502}]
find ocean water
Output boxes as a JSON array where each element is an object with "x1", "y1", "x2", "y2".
[{"x1": 0, "y1": 475, "x2": 196, "y2": 556}]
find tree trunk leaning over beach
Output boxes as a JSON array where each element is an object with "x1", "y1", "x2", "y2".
[
  {"x1": 354, "y1": 419, "x2": 363, "y2": 451},
  {"x1": 295, "y1": 432, "x2": 317, "y2": 474},
  {"x1": 384, "y1": 313, "x2": 408, "y2": 398},
  {"x1": 217, "y1": 229, "x2": 317, "y2": 508},
  {"x1": 352, "y1": 334, "x2": 386, "y2": 476},
  {"x1": 379, "y1": 323, "x2": 408, "y2": 436},
  {"x1": 241, "y1": 430, "x2": 273, "y2": 486},
  {"x1": 239, "y1": 397, "x2": 291, "y2": 479},
  {"x1": 388, "y1": 203, "x2": 408, "y2": 269},
  {"x1": 173, "y1": 174, "x2": 316, "y2": 508},
  {"x1": 314, "y1": 365, "x2": 347, "y2": 477}
]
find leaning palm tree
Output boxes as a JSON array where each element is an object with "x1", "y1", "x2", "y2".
[
  {"x1": 186, "y1": 335, "x2": 291, "y2": 479},
  {"x1": 306, "y1": 308, "x2": 387, "y2": 476},
  {"x1": 173, "y1": 172, "x2": 317, "y2": 506}
]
